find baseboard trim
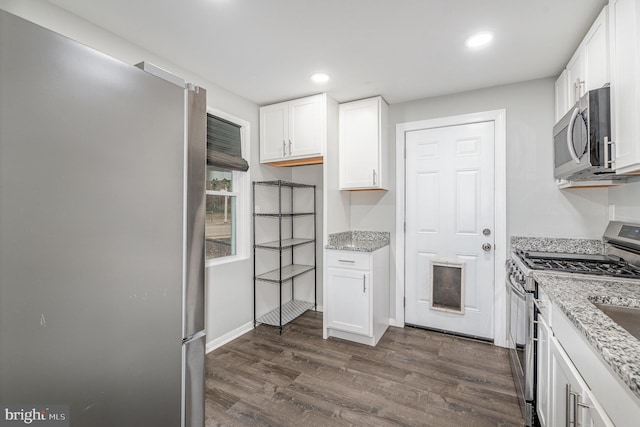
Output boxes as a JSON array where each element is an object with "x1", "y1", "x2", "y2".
[
  {"x1": 388, "y1": 318, "x2": 404, "y2": 327},
  {"x1": 205, "y1": 306, "x2": 324, "y2": 353},
  {"x1": 205, "y1": 321, "x2": 253, "y2": 354}
]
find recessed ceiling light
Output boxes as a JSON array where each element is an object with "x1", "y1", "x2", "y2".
[
  {"x1": 311, "y1": 73, "x2": 330, "y2": 83},
  {"x1": 465, "y1": 32, "x2": 493, "y2": 49}
]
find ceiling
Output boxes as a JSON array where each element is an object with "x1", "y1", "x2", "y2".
[{"x1": 48, "y1": 0, "x2": 607, "y2": 106}]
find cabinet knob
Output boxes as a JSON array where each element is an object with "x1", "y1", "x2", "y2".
[
  {"x1": 282, "y1": 140, "x2": 286, "y2": 157},
  {"x1": 372, "y1": 169, "x2": 377, "y2": 186},
  {"x1": 363, "y1": 274, "x2": 366, "y2": 292}
]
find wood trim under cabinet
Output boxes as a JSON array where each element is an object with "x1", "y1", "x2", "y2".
[{"x1": 265, "y1": 156, "x2": 323, "y2": 167}]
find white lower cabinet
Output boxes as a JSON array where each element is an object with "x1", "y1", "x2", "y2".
[
  {"x1": 537, "y1": 288, "x2": 614, "y2": 427},
  {"x1": 326, "y1": 268, "x2": 371, "y2": 336},
  {"x1": 324, "y1": 246, "x2": 389, "y2": 346},
  {"x1": 536, "y1": 316, "x2": 551, "y2": 427},
  {"x1": 549, "y1": 336, "x2": 613, "y2": 427}
]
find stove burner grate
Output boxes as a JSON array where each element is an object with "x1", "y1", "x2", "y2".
[{"x1": 517, "y1": 250, "x2": 640, "y2": 279}]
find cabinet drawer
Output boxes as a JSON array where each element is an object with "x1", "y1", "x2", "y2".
[{"x1": 326, "y1": 250, "x2": 371, "y2": 270}]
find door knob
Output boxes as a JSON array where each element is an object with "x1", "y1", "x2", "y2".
[
  {"x1": 482, "y1": 243, "x2": 492, "y2": 252},
  {"x1": 483, "y1": 228, "x2": 491, "y2": 236}
]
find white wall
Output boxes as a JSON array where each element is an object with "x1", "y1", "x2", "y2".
[
  {"x1": 291, "y1": 165, "x2": 324, "y2": 309},
  {"x1": 353, "y1": 77, "x2": 610, "y2": 322},
  {"x1": 609, "y1": 180, "x2": 640, "y2": 222},
  {"x1": 0, "y1": 0, "x2": 293, "y2": 348},
  {"x1": 389, "y1": 77, "x2": 609, "y2": 239}
]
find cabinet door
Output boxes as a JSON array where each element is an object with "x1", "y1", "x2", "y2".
[
  {"x1": 288, "y1": 95, "x2": 323, "y2": 159},
  {"x1": 327, "y1": 267, "x2": 371, "y2": 336},
  {"x1": 610, "y1": 0, "x2": 640, "y2": 173},
  {"x1": 567, "y1": 48, "x2": 585, "y2": 106},
  {"x1": 550, "y1": 336, "x2": 583, "y2": 427},
  {"x1": 580, "y1": 388, "x2": 615, "y2": 427},
  {"x1": 555, "y1": 69, "x2": 570, "y2": 122},
  {"x1": 339, "y1": 97, "x2": 381, "y2": 189},
  {"x1": 549, "y1": 337, "x2": 613, "y2": 427},
  {"x1": 584, "y1": 6, "x2": 609, "y2": 92},
  {"x1": 260, "y1": 102, "x2": 288, "y2": 162},
  {"x1": 536, "y1": 317, "x2": 551, "y2": 427}
]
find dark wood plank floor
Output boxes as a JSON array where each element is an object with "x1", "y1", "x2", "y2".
[{"x1": 205, "y1": 311, "x2": 524, "y2": 426}]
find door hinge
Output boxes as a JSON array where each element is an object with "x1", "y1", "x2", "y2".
[
  {"x1": 404, "y1": 222, "x2": 406, "y2": 233},
  {"x1": 403, "y1": 297, "x2": 406, "y2": 307}
]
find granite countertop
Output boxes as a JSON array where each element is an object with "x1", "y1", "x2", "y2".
[
  {"x1": 533, "y1": 271, "x2": 640, "y2": 400},
  {"x1": 510, "y1": 236, "x2": 603, "y2": 254},
  {"x1": 325, "y1": 231, "x2": 390, "y2": 252}
]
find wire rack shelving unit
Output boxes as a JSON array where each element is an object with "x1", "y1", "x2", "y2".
[{"x1": 252, "y1": 180, "x2": 317, "y2": 333}]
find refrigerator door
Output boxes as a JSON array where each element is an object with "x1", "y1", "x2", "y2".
[{"x1": 0, "y1": 10, "x2": 199, "y2": 427}]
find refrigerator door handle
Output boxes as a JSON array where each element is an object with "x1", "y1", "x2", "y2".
[
  {"x1": 183, "y1": 86, "x2": 207, "y2": 339},
  {"x1": 182, "y1": 333, "x2": 206, "y2": 427}
]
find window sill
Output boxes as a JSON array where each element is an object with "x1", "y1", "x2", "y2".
[{"x1": 206, "y1": 253, "x2": 249, "y2": 268}]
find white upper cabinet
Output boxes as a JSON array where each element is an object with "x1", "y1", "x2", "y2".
[
  {"x1": 555, "y1": 70, "x2": 570, "y2": 123},
  {"x1": 555, "y1": 6, "x2": 610, "y2": 119},
  {"x1": 567, "y1": 47, "x2": 585, "y2": 107},
  {"x1": 260, "y1": 103, "x2": 288, "y2": 162},
  {"x1": 260, "y1": 93, "x2": 327, "y2": 165},
  {"x1": 584, "y1": 7, "x2": 610, "y2": 92},
  {"x1": 339, "y1": 96, "x2": 388, "y2": 190},
  {"x1": 610, "y1": 0, "x2": 640, "y2": 174}
]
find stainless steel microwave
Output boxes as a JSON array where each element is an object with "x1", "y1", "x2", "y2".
[{"x1": 553, "y1": 87, "x2": 612, "y2": 180}]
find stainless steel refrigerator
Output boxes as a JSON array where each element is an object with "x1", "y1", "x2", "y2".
[{"x1": 0, "y1": 10, "x2": 206, "y2": 427}]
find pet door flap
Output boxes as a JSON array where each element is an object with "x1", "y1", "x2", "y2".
[{"x1": 430, "y1": 260, "x2": 465, "y2": 314}]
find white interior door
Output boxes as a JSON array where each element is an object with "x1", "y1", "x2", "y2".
[{"x1": 405, "y1": 121, "x2": 495, "y2": 339}]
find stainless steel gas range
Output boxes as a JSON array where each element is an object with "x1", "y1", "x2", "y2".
[{"x1": 506, "y1": 221, "x2": 640, "y2": 426}]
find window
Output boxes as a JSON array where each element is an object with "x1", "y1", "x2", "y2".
[{"x1": 205, "y1": 110, "x2": 250, "y2": 265}]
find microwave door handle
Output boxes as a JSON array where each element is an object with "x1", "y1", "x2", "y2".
[{"x1": 566, "y1": 107, "x2": 581, "y2": 164}]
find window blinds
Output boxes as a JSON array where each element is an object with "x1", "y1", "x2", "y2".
[{"x1": 206, "y1": 114, "x2": 249, "y2": 172}]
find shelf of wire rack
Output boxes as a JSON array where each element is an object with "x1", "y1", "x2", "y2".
[
  {"x1": 253, "y1": 180, "x2": 317, "y2": 333},
  {"x1": 254, "y1": 212, "x2": 315, "y2": 218},
  {"x1": 254, "y1": 238, "x2": 315, "y2": 251},
  {"x1": 256, "y1": 300, "x2": 315, "y2": 327},
  {"x1": 255, "y1": 264, "x2": 315, "y2": 283}
]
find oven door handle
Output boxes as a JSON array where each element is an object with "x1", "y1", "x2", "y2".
[{"x1": 507, "y1": 275, "x2": 527, "y2": 300}]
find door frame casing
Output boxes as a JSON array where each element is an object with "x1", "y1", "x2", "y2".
[{"x1": 394, "y1": 109, "x2": 507, "y2": 348}]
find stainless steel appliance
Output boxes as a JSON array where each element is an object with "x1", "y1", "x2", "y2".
[
  {"x1": 553, "y1": 86, "x2": 614, "y2": 181},
  {"x1": 0, "y1": 10, "x2": 206, "y2": 427},
  {"x1": 506, "y1": 257, "x2": 536, "y2": 426},
  {"x1": 507, "y1": 221, "x2": 640, "y2": 426}
]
